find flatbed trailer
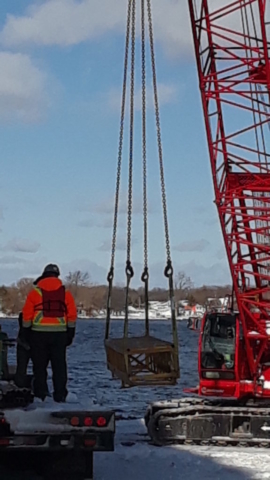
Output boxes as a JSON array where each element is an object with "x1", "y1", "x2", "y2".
[
  {"x1": 0, "y1": 331, "x2": 115, "y2": 479},
  {"x1": 0, "y1": 403, "x2": 115, "y2": 479}
]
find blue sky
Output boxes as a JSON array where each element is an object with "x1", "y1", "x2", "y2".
[{"x1": 0, "y1": 0, "x2": 230, "y2": 287}]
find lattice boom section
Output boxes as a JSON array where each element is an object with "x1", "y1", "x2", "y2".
[
  {"x1": 220, "y1": 186, "x2": 270, "y2": 333},
  {"x1": 254, "y1": 192, "x2": 270, "y2": 286},
  {"x1": 190, "y1": 0, "x2": 270, "y2": 340}
]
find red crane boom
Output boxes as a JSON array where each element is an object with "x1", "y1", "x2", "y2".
[
  {"x1": 189, "y1": 0, "x2": 270, "y2": 398},
  {"x1": 146, "y1": 1, "x2": 270, "y2": 446}
]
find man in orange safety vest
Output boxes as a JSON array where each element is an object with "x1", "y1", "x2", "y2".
[{"x1": 22, "y1": 264, "x2": 77, "y2": 402}]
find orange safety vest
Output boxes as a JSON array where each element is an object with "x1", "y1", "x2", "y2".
[
  {"x1": 32, "y1": 286, "x2": 67, "y2": 331},
  {"x1": 22, "y1": 277, "x2": 77, "y2": 332}
]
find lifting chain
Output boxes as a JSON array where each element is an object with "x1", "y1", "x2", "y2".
[
  {"x1": 141, "y1": 0, "x2": 150, "y2": 335},
  {"x1": 124, "y1": 0, "x2": 136, "y2": 338},
  {"x1": 147, "y1": 0, "x2": 178, "y2": 351},
  {"x1": 105, "y1": 0, "x2": 133, "y2": 340},
  {"x1": 106, "y1": 0, "x2": 178, "y2": 358},
  {"x1": 147, "y1": 0, "x2": 171, "y2": 267}
]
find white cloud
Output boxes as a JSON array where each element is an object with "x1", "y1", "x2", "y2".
[
  {"x1": 194, "y1": 206, "x2": 208, "y2": 214},
  {"x1": 107, "y1": 83, "x2": 179, "y2": 113},
  {"x1": 77, "y1": 217, "x2": 96, "y2": 229},
  {"x1": 96, "y1": 197, "x2": 143, "y2": 215},
  {"x1": 0, "y1": 256, "x2": 47, "y2": 285},
  {"x1": 0, "y1": 0, "x2": 261, "y2": 64},
  {"x1": 98, "y1": 236, "x2": 139, "y2": 252},
  {"x1": 0, "y1": 0, "x2": 125, "y2": 48},
  {"x1": 100, "y1": 217, "x2": 115, "y2": 229},
  {"x1": 0, "y1": 255, "x2": 27, "y2": 265},
  {"x1": 0, "y1": 267, "x2": 31, "y2": 285},
  {"x1": 77, "y1": 216, "x2": 125, "y2": 229},
  {"x1": 80, "y1": 195, "x2": 153, "y2": 216},
  {"x1": 174, "y1": 239, "x2": 210, "y2": 253},
  {"x1": 204, "y1": 216, "x2": 218, "y2": 226},
  {"x1": 1, "y1": 238, "x2": 40, "y2": 253},
  {"x1": 0, "y1": 52, "x2": 49, "y2": 123},
  {"x1": 90, "y1": 199, "x2": 116, "y2": 215},
  {"x1": 216, "y1": 247, "x2": 226, "y2": 260},
  {"x1": 0, "y1": 255, "x2": 231, "y2": 287},
  {"x1": 176, "y1": 260, "x2": 230, "y2": 287},
  {"x1": 0, "y1": 0, "x2": 192, "y2": 58},
  {"x1": 99, "y1": 238, "x2": 126, "y2": 253}
]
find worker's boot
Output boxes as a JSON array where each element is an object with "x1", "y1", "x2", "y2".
[
  {"x1": 53, "y1": 395, "x2": 66, "y2": 403},
  {"x1": 53, "y1": 387, "x2": 68, "y2": 403}
]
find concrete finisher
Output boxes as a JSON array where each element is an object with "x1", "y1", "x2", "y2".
[{"x1": 22, "y1": 264, "x2": 77, "y2": 402}]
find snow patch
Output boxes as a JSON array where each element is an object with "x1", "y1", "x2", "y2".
[{"x1": 4, "y1": 393, "x2": 108, "y2": 433}]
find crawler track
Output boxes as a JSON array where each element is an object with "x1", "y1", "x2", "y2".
[{"x1": 145, "y1": 397, "x2": 270, "y2": 447}]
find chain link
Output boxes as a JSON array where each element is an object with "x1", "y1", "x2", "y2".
[
  {"x1": 126, "y1": 0, "x2": 136, "y2": 265},
  {"x1": 146, "y1": 0, "x2": 178, "y2": 354},
  {"x1": 105, "y1": 0, "x2": 133, "y2": 339},
  {"x1": 124, "y1": 0, "x2": 136, "y2": 338},
  {"x1": 147, "y1": 0, "x2": 172, "y2": 264},
  {"x1": 141, "y1": 0, "x2": 150, "y2": 335},
  {"x1": 141, "y1": 0, "x2": 148, "y2": 271},
  {"x1": 109, "y1": 0, "x2": 133, "y2": 275},
  {"x1": 107, "y1": 0, "x2": 177, "y2": 347}
]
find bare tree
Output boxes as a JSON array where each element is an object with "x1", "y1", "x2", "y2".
[
  {"x1": 149, "y1": 288, "x2": 169, "y2": 303},
  {"x1": 111, "y1": 288, "x2": 125, "y2": 313},
  {"x1": 65, "y1": 271, "x2": 90, "y2": 287},
  {"x1": 88, "y1": 286, "x2": 107, "y2": 313},
  {"x1": 186, "y1": 293, "x2": 197, "y2": 306},
  {"x1": 0, "y1": 271, "x2": 233, "y2": 316},
  {"x1": 17, "y1": 278, "x2": 34, "y2": 300},
  {"x1": 174, "y1": 272, "x2": 193, "y2": 312},
  {"x1": 0, "y1": 285, "x2": 21, "y2": 315},
  {"x1": 175, "y1": 271, "x2": 193, "y2": 291},
  {"x1": 0, "y1": 286, "x2": 9, "y2": 314},
  {"x1": 65, "y1": 270, "x2": 90, "y2": 302}
]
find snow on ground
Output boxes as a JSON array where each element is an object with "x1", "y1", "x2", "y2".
[
  {"x1": 1, "y1": 319, "x2": 270, "y2": 479},
  {"x1": 1, "y1": 415, "x2": 270, "y2": 480},
  {"x1": 4, "y1": 393, "x2": 99, "y2": 433},
  {"x1": 3, "y1": 409, "x2": 270, "y2": 479},
  {"x1": 96, "y1": 419, "x2": 270, "y2": 480}
]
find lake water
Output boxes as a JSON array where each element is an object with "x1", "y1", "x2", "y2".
[{"x1": 1, "y1": 318, "x2": 199, "y2": 418}]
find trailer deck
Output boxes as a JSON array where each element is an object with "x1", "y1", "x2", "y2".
[{"x1": 0, "y1": 398, "x2": 115, "y2": 479}]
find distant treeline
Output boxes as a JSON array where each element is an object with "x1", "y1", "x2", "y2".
[{"x1": 0, "y1": 270, "x2": 232, "y2": 316}]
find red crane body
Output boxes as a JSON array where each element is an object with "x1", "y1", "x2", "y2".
[
  {"x1": 188, "y1": 0, "x2": 270, "y2": 400},
  {"x1": 146, "y1": 0, "x2": 270, "y2": 446}
]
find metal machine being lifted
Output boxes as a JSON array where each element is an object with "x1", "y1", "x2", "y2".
[{"x1": 146, "y1": 0, "x2": 270, "y2": 446}]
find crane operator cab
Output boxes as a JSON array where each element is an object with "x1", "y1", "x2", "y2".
[{"x1": 198, "y1": 312, "x2": 240, "y2": 397}]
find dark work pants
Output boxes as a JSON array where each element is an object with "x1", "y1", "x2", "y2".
[
  {"x1": 15, "y1": 344, "x2": 31, "y2": 388},
  {"x1": 30, "y1": 331, "x2": 68, "y2": 402}
]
